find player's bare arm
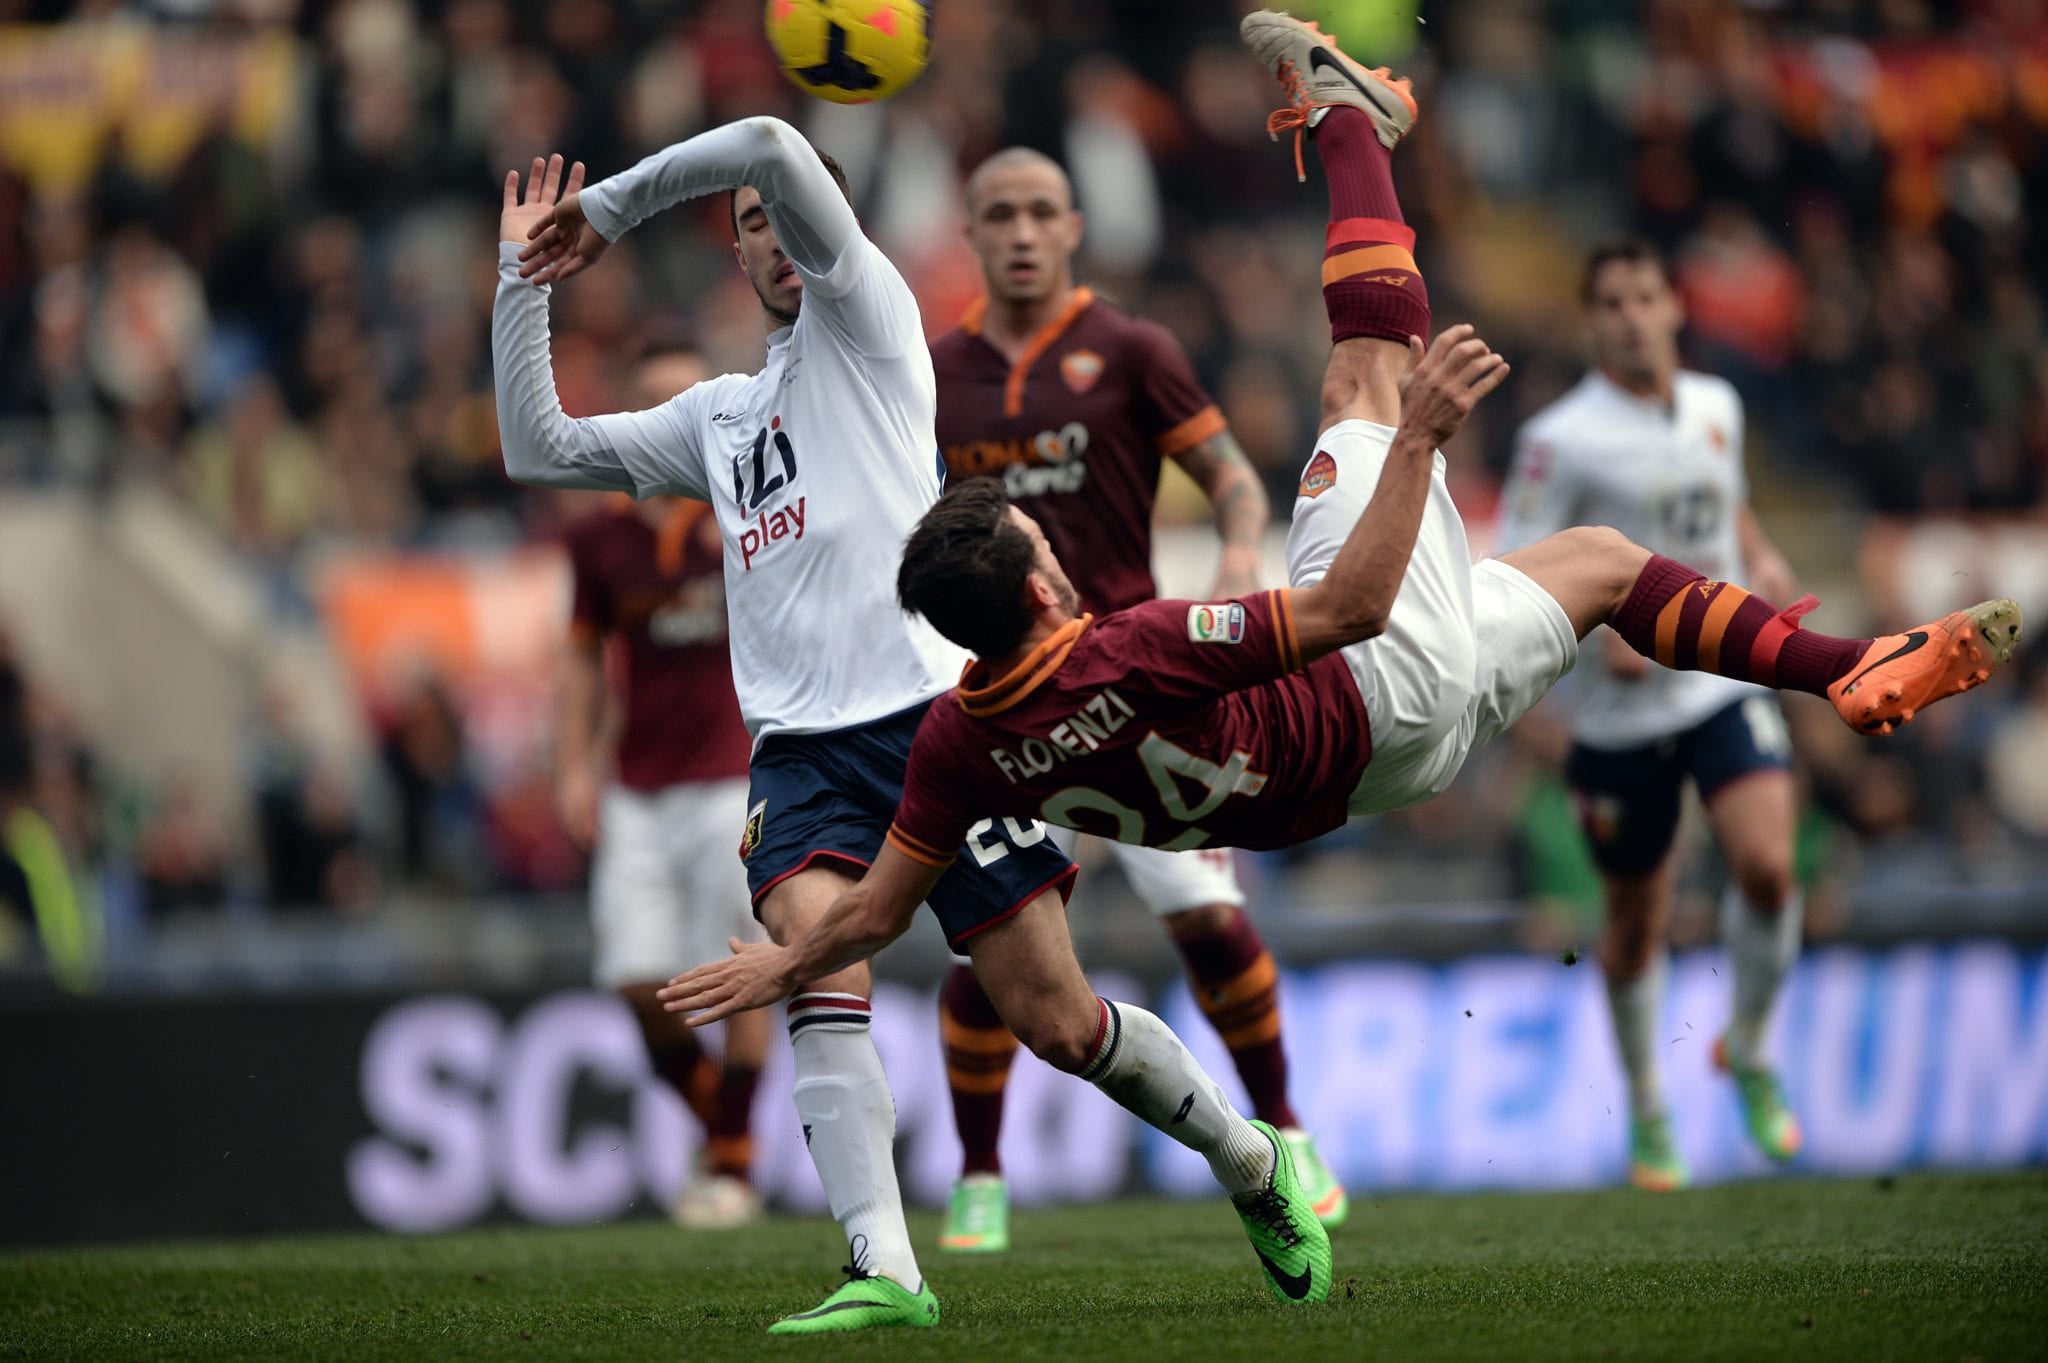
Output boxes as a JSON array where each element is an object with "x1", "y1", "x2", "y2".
[
  {"x1": 1289, "y1": 326, "x2": 1509, "y2": 662},
  {"x1": 658, "y1": 846, "x2": 942, "y2": 1025},
  {"x1": 1173, "y1": 430, "x2": 1270, "y2": 598}
]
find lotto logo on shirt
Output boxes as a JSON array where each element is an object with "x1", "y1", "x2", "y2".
[{"x1": 1186, "y1": 602, "x2": 1246, "y2": 645}]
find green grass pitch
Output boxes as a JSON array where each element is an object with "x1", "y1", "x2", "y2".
[{"x1": 4, "y1": 1173, "x2": 2043, "y2": 1362}]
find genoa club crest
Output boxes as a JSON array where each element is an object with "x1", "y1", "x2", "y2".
[
  {"x1": 738, "y1": 799, "x2": 767, "y2": 861},
  {"x1": 1299, "y1": 449, "x2": 1338, "y2": 499},
  {"x1": 1059, "y1": 349, "x2": 1105, "y2": 394}
]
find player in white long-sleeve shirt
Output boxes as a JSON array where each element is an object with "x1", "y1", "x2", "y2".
[
  {"x1": 1497, "y1": 241, "x2": 1806, "y2": 1190},
  {"x1": 493, "y1": 125, "x2": 1323, "y2": 1330}
]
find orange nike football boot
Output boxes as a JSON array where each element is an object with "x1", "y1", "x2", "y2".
[
  {"x1": 1827, "y1": 598, "x2": 2023, "y2": 736},
  {"x1": 1240, "y1": 9, "x2": 1417, "y2": 178}
]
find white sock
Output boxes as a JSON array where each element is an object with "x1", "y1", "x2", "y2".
[
  {"x1": 1721, "y1": 885, "x2": 1803, "y2": 1068},
  {"x1": 1077, "y1": 998, "x2": 1276, "y2": 1195},
  {"x1": 787, "y1": 993, "x2": 922, "y2": 1289},
  {"x1": 1606, "y1": 955, "x2": 1667, "y2": 1120}
]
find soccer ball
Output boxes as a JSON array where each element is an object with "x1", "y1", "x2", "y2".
[{"x1": 765, "y1": 0, "x2": 931, "y2": 105}]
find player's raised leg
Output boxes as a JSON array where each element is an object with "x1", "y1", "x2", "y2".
[
  {"x1": 1701, "y1": 759, "x2": 1804, "y2": 1162},
  {"x1": 1248, "y1": 8, "x2": 1506, "y2": 802},
  {"x1": 1242, "y1": 8, "x2": 1422, "y2": 434},
  {"x1": 935, "y1": 962, "x2": 1016, "y2": 1253},
  {"x1": 1495, "y1": 528, "x2": 2024, "y2": 736},
  {"x1": 965, "y1": 892, "x2": 1332, "y2": 1305},
  {"x1": 758, "y1": 868, "x2": 938, "y2": 1334}
]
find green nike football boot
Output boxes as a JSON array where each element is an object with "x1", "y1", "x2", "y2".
[
  {"x1": 1281, "y1": 1127, "x2": 1349, "y2": 1229},
  {"x1": 1233, "y1": 1120, "x2": 1333, "y2": 1304},
  {"x1": 1715, "y1": 1036, "x2": 1804, "y2": 1162},
  {"x1": 767, "y1": 1239, "x2": 940, "y2": 1335},
  {"x1": 1628, "y1": 1112, "x2": 1689, "y2": 1192},
  {"x1": 938, "y1": 1173, "x2": 1010, "y2": 1253}
]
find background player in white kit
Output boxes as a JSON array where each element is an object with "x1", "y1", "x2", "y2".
[
  {"x1": 1497, "y1": 241, "x2": 1806, "y2": 1190},
  {"x1": 494, "y1": 129, "x2": 1331, "y2": 1330}
]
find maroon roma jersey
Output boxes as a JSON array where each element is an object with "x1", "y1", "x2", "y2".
[
  {"x1": 932, "y1": 289, "x2": 1227, "y2": 614},
  {"x1": 565, "y1": 499, "x2": 751, "y2": 790},
  {"x1": 887, "y1": 591, "x2": 1373, "y2": 862}
]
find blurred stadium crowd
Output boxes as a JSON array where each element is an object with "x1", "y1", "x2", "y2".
[{"x1": 1, "y1": 0, "x2": 2045, "y2": 977}]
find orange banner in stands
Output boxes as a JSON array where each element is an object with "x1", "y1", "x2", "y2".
[{"x1": 315, "y1": 548, "x2": 570, "y2": 706}]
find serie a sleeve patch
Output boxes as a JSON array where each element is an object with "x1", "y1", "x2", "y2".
[{"x1": 1187, "y1": 602, "x2": 1246, "y2": 644}]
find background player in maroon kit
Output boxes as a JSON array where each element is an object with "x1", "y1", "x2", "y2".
[
  {"x1": 926, "y1": 147, "x2": 1342, "y2": 1250},
  {"x1": 556, "y1": 342, "x2": 767, "y2": 1228}
]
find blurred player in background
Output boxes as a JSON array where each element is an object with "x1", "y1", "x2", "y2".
[
  {"x1": 928, "y1": 146, "x2": 1344, "y2": 1253},
  {"x1": 1498, "y1": 243, "x2": 1806, "y2": 1190},
  {"x1": 555, "y1": 340, "x2": 767, "y2": 1227}
]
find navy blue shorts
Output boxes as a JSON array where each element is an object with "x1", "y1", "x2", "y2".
[
  {"x1": 1565, "y1": 695, "x2": 1793, "y2": 877},
  {"x1": 740, "y1": 700, "x2": 1078, "y2": 949}
]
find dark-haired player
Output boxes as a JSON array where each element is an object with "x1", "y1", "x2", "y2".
[
  {"x1": 927, "y1": 146, "x2": 1342, "y2": 1252},
  {"x1": 556, "y1": 341, "x2": 767, "y2": 1227},
  {"x1": 1500, "y1": 243, "x2": 1807, "y2": 1189},
  {"x1": 496, "y1": 118, "x2": 1330, "y2": 1327},
  {"x1": 659, "y1": 12, "x2": 2021, "y2": 1123}
]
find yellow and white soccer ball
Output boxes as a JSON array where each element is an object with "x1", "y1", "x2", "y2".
[{"x1": 765, "y1": 0, "x2": 932, "y2": 104}]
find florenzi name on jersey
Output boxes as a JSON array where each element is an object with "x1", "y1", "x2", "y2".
[{"x1": 988, "y1": 686, "x2": 1135, "y2": 784}]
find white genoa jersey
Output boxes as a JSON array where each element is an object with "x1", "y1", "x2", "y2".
[
  {"x1": 560, "y1": 236, "x2": 963, "y2": 740},
  {"x1": 1497, "y1": 369, "x2": 1761, "y2": 750}
]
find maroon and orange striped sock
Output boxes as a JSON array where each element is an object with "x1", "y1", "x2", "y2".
[
  {"x1": 940, "y1": 963, "x2": 1019, "y2": 1176},
  {"x1": 1316, "y1": 106, "x2": 1429, "y2": 344},
  {"x1": 1178, "y1": 908, "x2": 1299, "y2": 1130},
  {"x1": 650, "y1": 1033, "x2": 718, "y2": 1128},
  {"x1": 1614, "y1": 555, "x2": 1871, "y2": 695},
  {"x1": 705, "y1": 1062, "x2": 759, "y2": 1182}
]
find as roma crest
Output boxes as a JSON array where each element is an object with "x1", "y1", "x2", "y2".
[
  {"x1": 1299, "y1": 449, "x2": 1338, "y2": 499},
  {"x1": 1059, "y1": 349, "x2": 1105, "y2": 395}
]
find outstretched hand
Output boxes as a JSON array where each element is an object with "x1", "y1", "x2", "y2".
[
  {"x1": 656, "y1": 939, "x2": 798, "y2": 1026},
  {"x1": 1397, "y1": 324, "x2": 1511, "y2": 449},
  {"x1": 499, "y1": 153, "x2": 604, "y2": 285}
]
